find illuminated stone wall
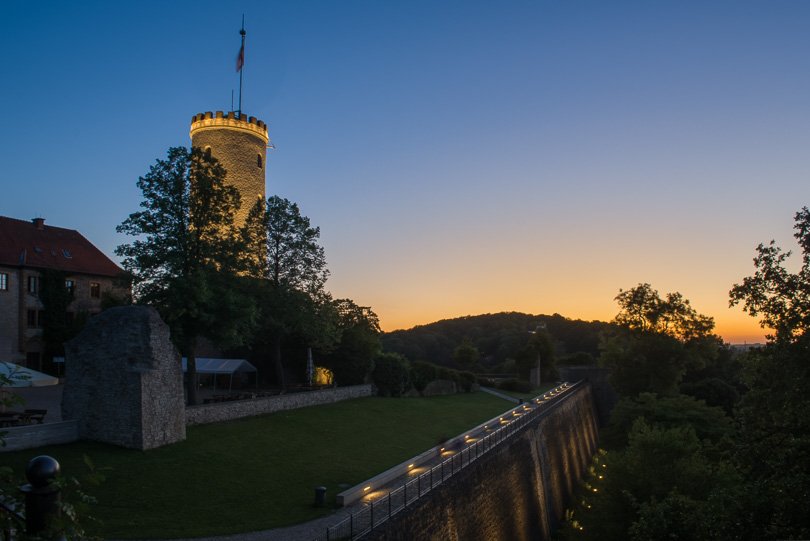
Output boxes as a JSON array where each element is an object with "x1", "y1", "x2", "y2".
[
  {"x1": 365, "y1": 383, "x2": 600, "y2": 541},
  {"x1": 190, "y1": 111, "x2": 269, "y2": 228}
]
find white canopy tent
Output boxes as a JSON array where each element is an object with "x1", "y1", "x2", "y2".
[
  {"x1": 181, "y1": 358, "x2": 258, "y2": 391},
  {"x1": 0, "y1": 362, "x2": 59, "y2": 387}
]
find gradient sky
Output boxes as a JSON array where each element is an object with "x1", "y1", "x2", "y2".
[{"x1": 2, "y1": 1, "x2": 808, "y2": 343}]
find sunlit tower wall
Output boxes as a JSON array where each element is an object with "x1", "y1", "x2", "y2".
[{"x1": 189, "y1": 111, "x2": 269, "y2": 228}]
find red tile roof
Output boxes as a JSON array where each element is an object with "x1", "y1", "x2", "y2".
[{"x1": 0, "y1": 216, "x2": 122, "y2": 277}]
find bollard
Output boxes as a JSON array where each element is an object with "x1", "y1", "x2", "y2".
[
  {"x1": 20, "y1": 455, "x2": 62, "y2": 538},
  {"x1": 314, "y1": 486, "x2": 327, "y2": 507}
]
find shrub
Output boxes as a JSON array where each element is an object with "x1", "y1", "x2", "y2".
[
  {"x1": 410, "y1": 361, "x2": 438, "y2": 393},
  {"x1": 457, "y1": 371, "x2": 477, "y2": 392},
  {"x1": 372, "y1": 352, "x2": 411, "y2": 397}
]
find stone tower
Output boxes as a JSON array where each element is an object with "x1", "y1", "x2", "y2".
[{"x1": 190, "y1": 111, "x2": 269, "y2": 227}]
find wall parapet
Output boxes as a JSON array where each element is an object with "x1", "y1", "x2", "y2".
[
  {"x1": 0, "y1": 421, "x2": 78, "y2": 452},
  {"x1": 185, "y1": 384, "x2": 373, "y2": 426}
]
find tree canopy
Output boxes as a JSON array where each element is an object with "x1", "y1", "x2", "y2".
[
  {"x1": 730, "y1": 206, "x2": 810, "y2": 343},
  {"x1": 614, "y1": 283, "x2": 715, "y2": 341},
  {"x1": 116, "y1": 146, "x2": 256, "y2": 403}
]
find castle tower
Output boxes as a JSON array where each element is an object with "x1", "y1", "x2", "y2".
[{"x1": 190, "y1": 111, "x2": 269, "y2": 227}]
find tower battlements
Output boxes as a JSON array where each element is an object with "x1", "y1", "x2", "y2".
[{"x1": 190, "y1": 111, "x2": 269, "y2": 144}]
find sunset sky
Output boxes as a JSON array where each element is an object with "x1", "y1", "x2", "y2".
[{"x1": 2, "y1": 1, "x2": 808, "y2": 343}]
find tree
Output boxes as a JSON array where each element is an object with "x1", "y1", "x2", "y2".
[
  {"x1": 116, "y1": 146, "x2": 256, "y2": 404},
  {"x1": 601, "y1": 330, "x2": 687, "y2": 397},
  {"x1": 38, "y1": 269, "x2": 87, "y2": 368},
  {"x1": 614, "y1": 283, "x2": 715, "y2": 341},
  {"x1": 607, "y1": 284, "x2": 717, "y2": 397},
  {"x1": 567, "y1": 419, "x2": 742, "y2": 541},
  {"x1": 726, "y1": 208, "x2": 810, "y2": 538},
  {"x1": 242, "y1": 196, "x2": 328, "y2": 292},
  {"x1": 240, "y1": 196, "x2": 334, "y2": 387},
  {"x1": 321, "y1": 299, "x2": 381, "y2": 385},
  {"x1": 452, "y1": 338, "x2": 481, "y2": 371},
  {"x1": 730, "y1": 206, "x2": 810, "y2": 343},
  {"x1": 515, "y1": 328, "x2": 556, "y2": 382}
]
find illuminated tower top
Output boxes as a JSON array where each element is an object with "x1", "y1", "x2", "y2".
[{"x1": 190, "y1": 111, "x2": 270, "y2": 227}]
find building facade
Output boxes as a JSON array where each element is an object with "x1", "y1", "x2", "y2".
[{"x1": 0, "y1": 216, "x2": 128, "y2": 372}]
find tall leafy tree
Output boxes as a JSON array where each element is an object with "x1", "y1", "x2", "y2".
[
  {"x1": 242, "y1": 196, "x2": 328, "y2": 293},
  {"x1": 321, "y1": 299, "x2": 382, "y2": 385},
  {"x1": 607, "y1": 284, "x2": 717, "y2": 397},
  {"x1": 730, "y1": 206, "x2": 810, "y2": 343},
  {"x1": 241, "y1": 196, "x2": 334, "y2": 386},
  {"x1": 38, "y1": 269, "x2": 83, "y2": 366},
  {"x1": 116, "y1": 146, "x2": 256, "y2": 404},
  {"x1": 727, "y1": 207, "x2": 810, "y2": 538},
  {"x1": 614, "y1": 283, "x2": 715, "y2": 341}
]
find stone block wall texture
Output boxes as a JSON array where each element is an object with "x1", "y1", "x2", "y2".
[
  {"x1": 185, "y1": 384, "x2": 373, "y2": 426},
  {"x1": 62, "y1": 306, "x2": 186, "y2": 450},
  {"x1": 364, "y1": 383, "x2": 600, "y2": 541},
  {"x1": 190, "y1": 122, "x2": 267, "y2": 228}
]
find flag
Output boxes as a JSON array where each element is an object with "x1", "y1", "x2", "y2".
[{"x1": 236, "y1": 43, "x2": 244, "y2": 72}]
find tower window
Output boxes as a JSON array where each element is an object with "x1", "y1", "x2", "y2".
[
  {"x1": 257, "y1": 154, "x2": 262, "y2": 169},
  {"x1": 205, "y1": 146, "x2": 212, "y2": 156}
]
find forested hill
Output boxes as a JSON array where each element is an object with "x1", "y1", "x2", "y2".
[{"x1": 381, "y1": 312, "x2": 615, "y2": 370}]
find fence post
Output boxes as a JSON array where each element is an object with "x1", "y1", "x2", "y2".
[{"x1": 19, "y1": 455, "x2": 61, "y2": 539}]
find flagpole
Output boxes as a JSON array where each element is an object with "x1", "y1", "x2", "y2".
[{"x1": 238, "y1": 15, "x2": 246, "y2": 117}]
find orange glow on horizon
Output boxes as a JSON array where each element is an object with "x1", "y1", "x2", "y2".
[{"x1": 375, "y1": 302, "x2": 768, "y2": 345}]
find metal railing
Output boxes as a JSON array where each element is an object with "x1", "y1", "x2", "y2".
[{"x1": 312, "y1": 382, "x2": 581, "y2": 541}]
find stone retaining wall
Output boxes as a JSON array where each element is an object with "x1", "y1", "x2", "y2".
[
  {"x1": 185, "y1": 384, "x2": 373, "y2": 426},
  {"x1": 363, "y1": 383, "x2": 600, "y2": 541},
  {"x1": 0, "y1": 421, "x2": 79, "y2": 452}
]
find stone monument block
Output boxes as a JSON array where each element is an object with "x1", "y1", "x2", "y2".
[{"x1": 62, "y1": 306, "x2": 186, "y2": 449}]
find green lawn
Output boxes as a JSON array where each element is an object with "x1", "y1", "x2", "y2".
[{"x1": 0, "y1": 392, "x2": 513, "y2": 539}]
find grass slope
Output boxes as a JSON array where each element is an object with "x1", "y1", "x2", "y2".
[{"x1": 0, "y1": 392, "x2": 512, "y2": 538}]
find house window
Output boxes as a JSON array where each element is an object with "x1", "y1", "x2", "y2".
[
  {"x1": 27, "y1": 275, "x2": 39, "y2": 294},
  {"x1": 90, "y1": 282, "x2": 101, "y2": 299},
  {"x1": 0, "y1": 273, "x2": 7, "y2": 291},
  {"x1": 65, "y1": 279, "x2": 75, "y2": 295}
]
